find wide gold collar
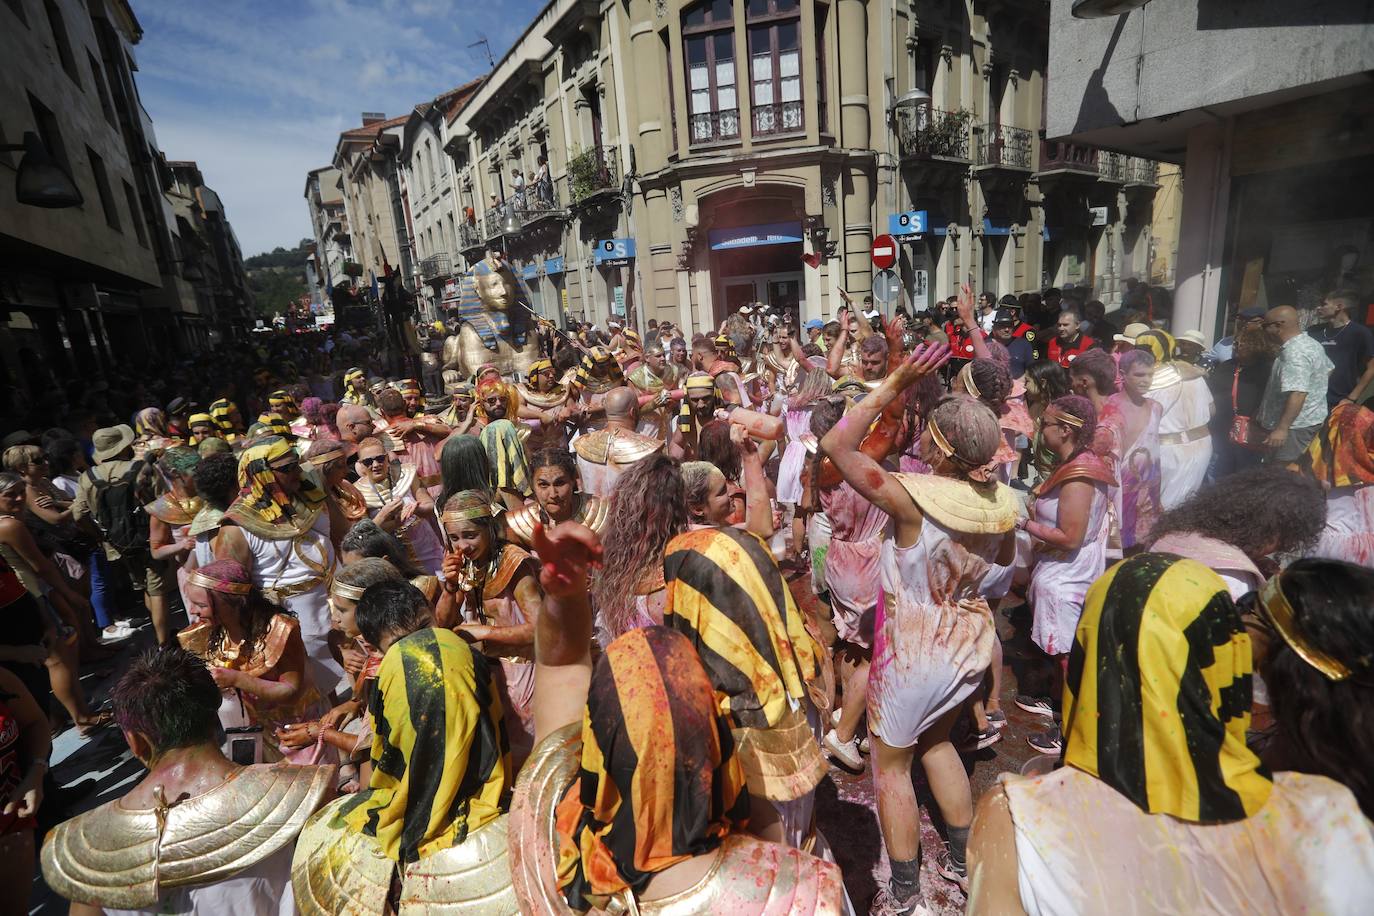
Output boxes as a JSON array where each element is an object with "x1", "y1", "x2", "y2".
[
  {"x1": 291, "y1": 796, "x2": 517, "y2": 914},
  {"x1": 41, "y1": 763, "x2": 335, "y2": 909},
  {"x1": 893, "y1": 473, "x2": 1017, "y2": 535}
]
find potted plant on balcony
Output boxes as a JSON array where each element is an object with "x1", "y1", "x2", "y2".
[{"x1": 567, "y1": 147, "x2": 612, "y2": 203}]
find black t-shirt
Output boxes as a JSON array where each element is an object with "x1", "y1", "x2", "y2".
[
  {"x1": 1005, "y1": 337, "x2": 1034, "y2": 378},
  {"x1": 1308, "y1": 320, "x2": 1374, "y2": 406}
]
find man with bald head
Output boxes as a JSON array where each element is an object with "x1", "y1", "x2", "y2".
[
  {"x1": 1259, "y1": 305, "x2": 1333, "y2": 462},
  {"x1": 336, "y1": 403, "x2": 379, "y2": 445},
  {"x1": 572, "y1": 385, "x2": 665, "y2": 497}
]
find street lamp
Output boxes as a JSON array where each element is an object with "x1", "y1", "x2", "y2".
[
  {"x1": 890, "y1": 87, "x2": 932, "y2": 130},
  {"x1": 502, "y1": 210, "x2": 521, "y2": 236},
  {"x1": 1071, "y1": 0, "x2": 1150, "y2": 18},
  {"x1": 1, "y1": 132, "x2": 83, "y2": 208}
]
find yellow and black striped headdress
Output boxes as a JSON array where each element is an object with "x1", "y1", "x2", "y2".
[
  {"x1": 256, "y1": 411, "x2": 294, "y2": 440},
  {"x1": 576, "y1": 347, "x2": 623, "y2": 389},
  {"x1": 268, "y1": 390, "x2": 297, "y2": 413},
  {"x1": 332, "y1": 627, "x2": 509, "y2": 864},
  {"x1": 208, "y1": 399, "x2": 239, "y2": 440},
  {"x1": 678, "y1": 372, "x2": 717, "y2": 433},
  {"x1": 342, "y1": 367, "x2": 369, "y2": 405},
  {"x1": 1065, "y1": 553, "x2": 1271, "y2": 821},
  {"x1": 233, "y1": 436, "x2": 324, "y2": 526}
]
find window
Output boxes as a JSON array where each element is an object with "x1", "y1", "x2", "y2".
[
  {"x1": 28, "y1": 93, "x2": 71, "y2": 175},
  {"x1": 43, "y1": 0, "x2": 80, "y2": 87},
  {"x1": 683, "y1": 0, "x2": 739, "y2": 144},
  {"x1": 747, "y1": 0, "x2": 801, "y2": 136},
  {"x1": 86, "y1": 146, "x2": 120, "y2": 231},
  {"x1": 88, "y1": 51, "x2": 116, "y2": 126},
  {"x1": 4, "y1": 0, "x2": 27, "y2": 26},
  {"x1": 123, "y1": 180, "x2": 148, "y2": 246},
  {"x1": 662, "y1": 31, "x2": 678, "y2": 150}
]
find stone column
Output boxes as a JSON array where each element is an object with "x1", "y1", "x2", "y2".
[
  {"x1": 837, "y1": 0, "x2": 873, "y2": 298},
  {"x1": 1173, "y1": 121, "x2": 1231, "y2": 337}
]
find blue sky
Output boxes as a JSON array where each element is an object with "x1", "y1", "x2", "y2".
[{"x1": 132, "y1": 0, "x2": 540, "y2": 257}]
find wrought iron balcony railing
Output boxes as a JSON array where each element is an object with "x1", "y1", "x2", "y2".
[
  {"x1": 688, "y1": 108, "x2": 741, "y2": 145},
  {"x1": 568, "y1": 147, "x2": 620, "y2": 205},
  {"x1": 418, "y1": 252, "x2": 451, "y2": 282},
  {"x1": 1097, "y1": 151, "x2": 1126, "y2": 182},
  {"x1": 895, "y1": 107, "x2": 971, "y2": 161},
  {"x1": 976, "y1": 125, "x2": 1034, "y2": 170},
  {"x1": 753, "y1": 100, "x2": 803, "y2": 137},
  {"x1": 1123, "y1": 156, "x2": 1158, "y2": 186}
]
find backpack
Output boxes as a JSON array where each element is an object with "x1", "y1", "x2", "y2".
[{"x1": 85, "y1": 461, "x2": 149, "y2": 554}]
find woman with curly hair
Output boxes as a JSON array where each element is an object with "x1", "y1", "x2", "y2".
[
  {"x1": 1148, "y1": 465, "x2": 1326, "y2": 598},
  {"x1": 589, "y1": 452, "x2": 685, "y2": 645},
  {"x1": 1013, "y1": 395, "x2": 1115, "y2": 753}
]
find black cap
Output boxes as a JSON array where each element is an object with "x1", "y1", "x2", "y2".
[{"x1": 993, "y1": 308, "x2": 1019, "y2": 326}]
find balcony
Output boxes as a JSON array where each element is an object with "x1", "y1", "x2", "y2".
[
  {"x1": 975, "y1": 125, "x2": 1034, "y2": 171},
  {"x1": 753, "y1": 100, "x2": 803, "y2": 137},
  {"x1": 1123, "y1": 156, "x2": 1159, "y2": 187},
  {"x1": 1097, "y1": 151, "x2": 1126, "y2": 183},
  {"x1": 1038, "y1": 141, "x2": 1098, "y2": 177},
  {"x1": 457, "y1": 221, "x2": 484, "y2": 253},
  {"x1": 418, "y1": 252, "x2": 452, "y2": 283},
  {"x1": 483, "y1": 205, "x2": 515, "y2": 240},
  {"x1": 895, "y1": 107, "x2": 971, "y2": 161},
  {"x1": 568, "y1": 147, "x2": 620, "y2": 206},
  {"x1": 515, "y1": 181, "x2": 564, "y2": 225},
  {"x1": 689, "y1": 109, "x2": 741, "y2": 146}
]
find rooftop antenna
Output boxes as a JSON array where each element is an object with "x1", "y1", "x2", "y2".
[{"x1": 467, "y1": 37, "x2": 494, "y2": 69}]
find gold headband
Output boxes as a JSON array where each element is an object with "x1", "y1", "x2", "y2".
[
  {"x1": 306, "y1": 447, "x2": 347, "y2": 467},
  {"x1": 927, "y1": 415, "x2": 957, "y2": 459},
  {"x1": 959, "y1": 366, "x2": 982, "y2": 399},
  {"x1": 187, "y1": 570, "x2": 252, "y2": 595},
  {"x1": 684, "y1": 375, "x2": 716, "y2": 393},
  {"x1": 1054, "y1": 411, "x2": 1085, "y2": 429},
  {"x1": 442, "y1": 503, "x2": 498, "y2": 522},
  {"x1": 331, "y1": 580, "x2": 368, "y2": 601},
  {"x1": 1259, "y1": 576, "x2": 1352, "y2": 682}
]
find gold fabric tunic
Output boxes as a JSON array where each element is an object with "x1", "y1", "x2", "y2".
[{"x1": 41, "y1": 763, "x2": 335, "y2": 910}]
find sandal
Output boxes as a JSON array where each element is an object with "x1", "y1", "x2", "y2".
[{"x1": 76, "y1": 711, "x2": 115, "y2": 737}]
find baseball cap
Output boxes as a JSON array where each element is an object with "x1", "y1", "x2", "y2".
[
  {"x1": 805, "y1": 318, "x2": 823, "y2": 331},
  {"x1": 1239, "y1": 306, "x2": 1265, "y2": 319}
]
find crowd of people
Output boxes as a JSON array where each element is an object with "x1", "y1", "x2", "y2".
[{"x1": 2, "y1": 275, "x2": 1373, "y2": 914}]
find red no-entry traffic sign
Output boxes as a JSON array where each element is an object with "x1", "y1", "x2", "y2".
[{"x1": 871, "y1": 234, "x2": 897, "y2": 270}]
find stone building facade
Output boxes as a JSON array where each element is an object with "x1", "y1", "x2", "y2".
[{"x1": 342, "y1": 0, "x2": 1169, "y2": 334}]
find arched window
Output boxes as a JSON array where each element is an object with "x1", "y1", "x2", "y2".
[
  {"x1": 747, "y1": 0, "x2": 801, "y2": 135},
  {"x1": 683, "y1": 0, "x2": 739, "y2": 144}
]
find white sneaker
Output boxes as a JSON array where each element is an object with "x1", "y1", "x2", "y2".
[
  {"x1": 101, "y1": 623, "x2": 135, "y2": 643},
  {"x1": 823, "y1": 729, "x2": 864, "y2": 771},
  {"x1": 858, "y1": 735, "x2": 870, "y2": 755}
]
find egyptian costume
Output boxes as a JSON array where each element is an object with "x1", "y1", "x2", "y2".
[
  {"x1": 504, "y1": 493, "x2": 610, "y2": 548},
  {"x1": 355, "y1": 460, "x2": 446, "y2": 576},
  {"x1": 508, "y1": 626, "x2": 844, "y2": 915},
  {"x1": 571, "y1": 424, "x2": 664, "y2": 499},
  {"x1": 224, "y1": 437, "x2": 341, "y2": 691},
  {"x1": 995, "y1": 554, "x2": 1374, "y2": 914},
  {"x1": 626, "y1": 361, "x2": 672, "y2": 438},
  {"x1": 178, "y1": 562, "x2": 332, "y2": 765},
  {"x1": 1296, "y1": 402, "x2": 1374, "y2": 567},
  {"x1": 42, "y1": 763, "x2": 333, "y2": 915},
  {"x1": 1140, "y1": 330, "x2": 1213, "y2": 510},
  {"x1": 291, "y1": 627, "x2": 517, "y2": 914},
  {"x1": 869, "y1": 434, "x2": 1017, "y2": 748}
]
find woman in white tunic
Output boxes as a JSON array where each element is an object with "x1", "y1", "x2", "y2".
[
  {"x1": 821, "y1": 341, "x2": 1017, "y2": 913},
  {"x1": 1138, "y1": 329, "x2": 1213, "y2": 510}
]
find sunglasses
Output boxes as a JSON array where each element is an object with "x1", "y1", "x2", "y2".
[
  {"x1": 272, "y1": 461, "x2": 302, "y2": 474},
  {"x1": 359, "y1": 455, "x2": 387, "y2": 467}
]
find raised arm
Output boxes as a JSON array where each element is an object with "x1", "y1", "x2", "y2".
[
  {"x1": 826, "y1": 321, "x2": 850, "y2": 380},
  {"x1": 734, "y1": 425, "x2": 774, "y2": 539},
  {"x1": 819, "y1": 344, "x2": 950, "y2": 527},
  {"x1": 530, "y1": 522, "x2": 602, "y2": 742},
  {"x1": 955, "y1": 282, "x2": 991, "y2": 361}
]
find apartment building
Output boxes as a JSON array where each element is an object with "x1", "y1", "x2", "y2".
[
  {"x1": 332, "y1": 113, "x2": 413, "y2": 290},
  {"x1": 166, "y1": 161, "x2": 252, "y2": 343},
  {"x1": 303, "y1": 165, "x2": 353, "y2": 306},
  {"x1": 317, "y1": 0, "x2": 1168, "y2": 334}
]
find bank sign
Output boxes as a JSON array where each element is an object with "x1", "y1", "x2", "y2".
[
  {"x1": 594, "y1": 238, "x2": 635, "y2": 267},
  {"x1": 888, "y1": 210, "x2": 928, "y2": 237},
  {"x1": 708, "y1": 222, "x2": 804, "y2": 250}
]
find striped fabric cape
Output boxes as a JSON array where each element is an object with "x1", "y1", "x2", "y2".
[
  {"x1": 1065, "y1": 553, "x2": 1272, "y2": 822},
  {"x1": 331, "y1": 627, "x2": 510, "y2": 864},
  {"x1": 554, "y1": 626, "x2": 748, "y2": 908}
]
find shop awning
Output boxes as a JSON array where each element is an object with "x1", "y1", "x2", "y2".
[{"x1": 708, "y1": 221, "x2": 804, "y2": 250}]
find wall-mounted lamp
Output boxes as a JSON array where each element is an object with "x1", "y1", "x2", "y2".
[{"x1": 2, "y1": 132, "x2": 83, "y2": 209}]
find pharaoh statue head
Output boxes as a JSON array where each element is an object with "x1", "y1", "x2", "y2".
[{"x1": 473, "y1": 256, "x2": 519, "y2": 311}]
